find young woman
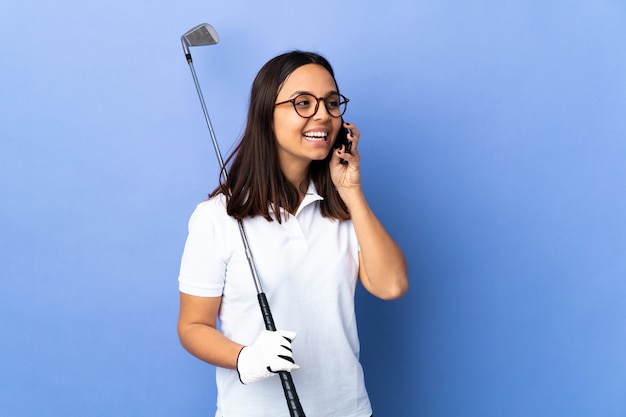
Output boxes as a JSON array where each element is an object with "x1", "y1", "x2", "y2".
[{"x1": 178, "y1": 50, "x2": 408, "y2": 417}]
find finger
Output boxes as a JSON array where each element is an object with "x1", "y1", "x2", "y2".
[
  {"x1": 333, "y1": 148, "x2": 350, "y2": 166},
  {"x1": 337, "y1": 148, "x2": 354, "y2": 162},
  {"x1": 278, "y1": 330, "x2": 297, "y2": 342},
  {"x1": 278, "y1": 354, "x2": 294, "y2": 364},
  {"x1": 267, "y1": 362, "x2": 300, "y2": 373},
  {"x1": 270, "y1": 361, "x2": 299, "y2": 372},
  {"x1": 344, "y1": 122, "x2": 360, "y2": 141},
  {"x1": 268, "y1": 352, "x2": 299, "y2": 373},
  {"x1": 337, "y1": 143, "x2": 360, "y2": 163}
]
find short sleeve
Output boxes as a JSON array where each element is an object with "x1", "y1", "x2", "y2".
[{"x1": 178, "y1": 199, "x2": 229, "y2": 297}]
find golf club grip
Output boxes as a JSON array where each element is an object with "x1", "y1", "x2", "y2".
[
  {"x1": 258, "y1": 292, "x2": 277, "y2": 331},
  {"x1": 279, "y1": 371, "x2": 305, "y2": 417},
  {"x1": 257, "y1": 293, "x2": 306, "y2": 417}
]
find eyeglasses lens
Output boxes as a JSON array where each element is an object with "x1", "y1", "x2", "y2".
[{"x1": 293, "y1": 94, "x2": 347, "y2": 118}]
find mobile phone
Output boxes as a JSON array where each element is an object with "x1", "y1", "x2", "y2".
[{"x1": 333, "y1": 125, "x2": 352, "y2": 153}]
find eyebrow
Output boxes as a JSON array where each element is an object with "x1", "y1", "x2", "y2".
[{"x1": 289, "y1": 90, "x2": 339, "y2": 98}]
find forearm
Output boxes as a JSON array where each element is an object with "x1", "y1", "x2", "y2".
[
  {"x1": 178, "y1": 323, "x2": 243, "y2": 369},
  {"x1": 178, "y1": 293, "x2": 243, "y2": 369},
  {"x1": 341, "y1": 187, "x2": 409, "y2": 299}
]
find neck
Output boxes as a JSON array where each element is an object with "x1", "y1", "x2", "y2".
[{"x1": 280, "y1": 161, "x2": 310, "y2": 194}]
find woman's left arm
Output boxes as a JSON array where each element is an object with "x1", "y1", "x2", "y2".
[{"x1": 331, "y1": 122, "x2": 409, "y2": 300}]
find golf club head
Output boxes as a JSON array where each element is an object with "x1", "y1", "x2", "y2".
[{"x1": 181, "y1": 23, "x2": 219, "y2": 59}]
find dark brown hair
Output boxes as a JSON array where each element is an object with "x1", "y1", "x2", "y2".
[{"x1": 210, "y1": 50, "x2": 349, "y2": 222}]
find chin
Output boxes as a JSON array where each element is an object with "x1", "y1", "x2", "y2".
[{"x1": 313, "y1": 149, "x2": 333, "y2": 162}]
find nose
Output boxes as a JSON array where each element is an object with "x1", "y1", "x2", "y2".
[{"x1": 312, "y1": 98, "x2": 332, "y2": 120}]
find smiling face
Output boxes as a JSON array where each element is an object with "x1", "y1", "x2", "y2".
[{"x1": 273, "y1": 64, "x2": 342, "y2": 182}]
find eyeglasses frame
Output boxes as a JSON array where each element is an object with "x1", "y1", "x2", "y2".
[{"x1": 275, "y1": 93, "x2": 350, "y2": 118}]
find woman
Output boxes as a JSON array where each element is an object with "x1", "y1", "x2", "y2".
[{"x1": 178, "y1": 50, "x2": 408, "y2": 417}]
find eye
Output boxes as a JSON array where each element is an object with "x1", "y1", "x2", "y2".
[
  {"x1": 294, "y1": 94, "x2": 314, "y2": 108},
  {"x1": 326, "y1": 95, "x2": 341, "y2": 109}
]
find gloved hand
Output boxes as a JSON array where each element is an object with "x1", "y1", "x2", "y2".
[{"x1": 236, "y1": 330, "x2": 300, "y2": 384}]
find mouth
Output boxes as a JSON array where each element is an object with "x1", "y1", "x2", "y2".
[{"x1": 302, "y1": 131, "x2": 329, "y2": 142}]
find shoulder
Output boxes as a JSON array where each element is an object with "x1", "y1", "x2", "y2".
[
  {"x1": 188, "y1": 194, "x2": 234, "y2": 229},
  {"x1": 193, "y1": 193, "x2": 227, "y2": 214}
]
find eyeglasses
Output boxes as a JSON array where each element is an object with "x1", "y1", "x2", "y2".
[{"x1": 275, "y1": 93, "x2": 349, "y2": 118}]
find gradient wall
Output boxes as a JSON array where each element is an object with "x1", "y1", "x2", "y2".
[{"x1": 1, "y1": 1, "x2": 626, "y2": 416}]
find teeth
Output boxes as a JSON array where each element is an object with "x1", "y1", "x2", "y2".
[{"x1": 303, "y1": 132, "x2": 328, "y2": 139}]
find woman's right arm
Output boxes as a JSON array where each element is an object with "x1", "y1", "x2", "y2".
[{"x1": 177, "y1": 292, "x2": 243, "y2": 369}]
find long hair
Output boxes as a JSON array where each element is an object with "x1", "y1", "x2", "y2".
[{"x1": 210, "y1": 50, "x2": 350, "y2": 222}]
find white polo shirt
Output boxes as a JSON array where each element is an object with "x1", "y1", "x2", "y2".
[{"x1": 178, "y1": 182, "x2": 372, "y2": 417}]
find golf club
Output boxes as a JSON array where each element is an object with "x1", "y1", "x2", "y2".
[{"x1": 180, "y1": 23, "x2": 306, "y2": 417}]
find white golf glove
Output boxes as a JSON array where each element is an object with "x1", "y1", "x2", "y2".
[{"x1": 236, "y1": 329, "x2": 300, "y2": 385}]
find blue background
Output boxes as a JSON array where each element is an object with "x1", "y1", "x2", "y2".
[{"x1": 2, "y1": 1, "x2": 626, "y2": 416}]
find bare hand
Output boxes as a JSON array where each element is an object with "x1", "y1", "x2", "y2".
[{"x1": 330, "y1": 122, "x2": 361, "y2": 191}]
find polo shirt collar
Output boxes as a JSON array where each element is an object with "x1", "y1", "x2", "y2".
[
  {"x1": 296, "y1": 181, "x2": 324, "y2": 215},
  {"x1": 274, "y1": 181, "x2": 323, "y2": 218}
]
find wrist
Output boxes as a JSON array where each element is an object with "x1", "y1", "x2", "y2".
[
  {"x1": 337, "y1": 185, "x2": 365, "y2": 209},
  {"x1": 236, "y1": 346, "x2": 248, "y2": 384}
]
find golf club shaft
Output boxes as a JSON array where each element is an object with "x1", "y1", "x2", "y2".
[
  {"x1": 186, "y1": 61, "x2": 228, "y2": 183},
  {"x1": 185, "y1": 58, "x2": 306, "y2": 417}
]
